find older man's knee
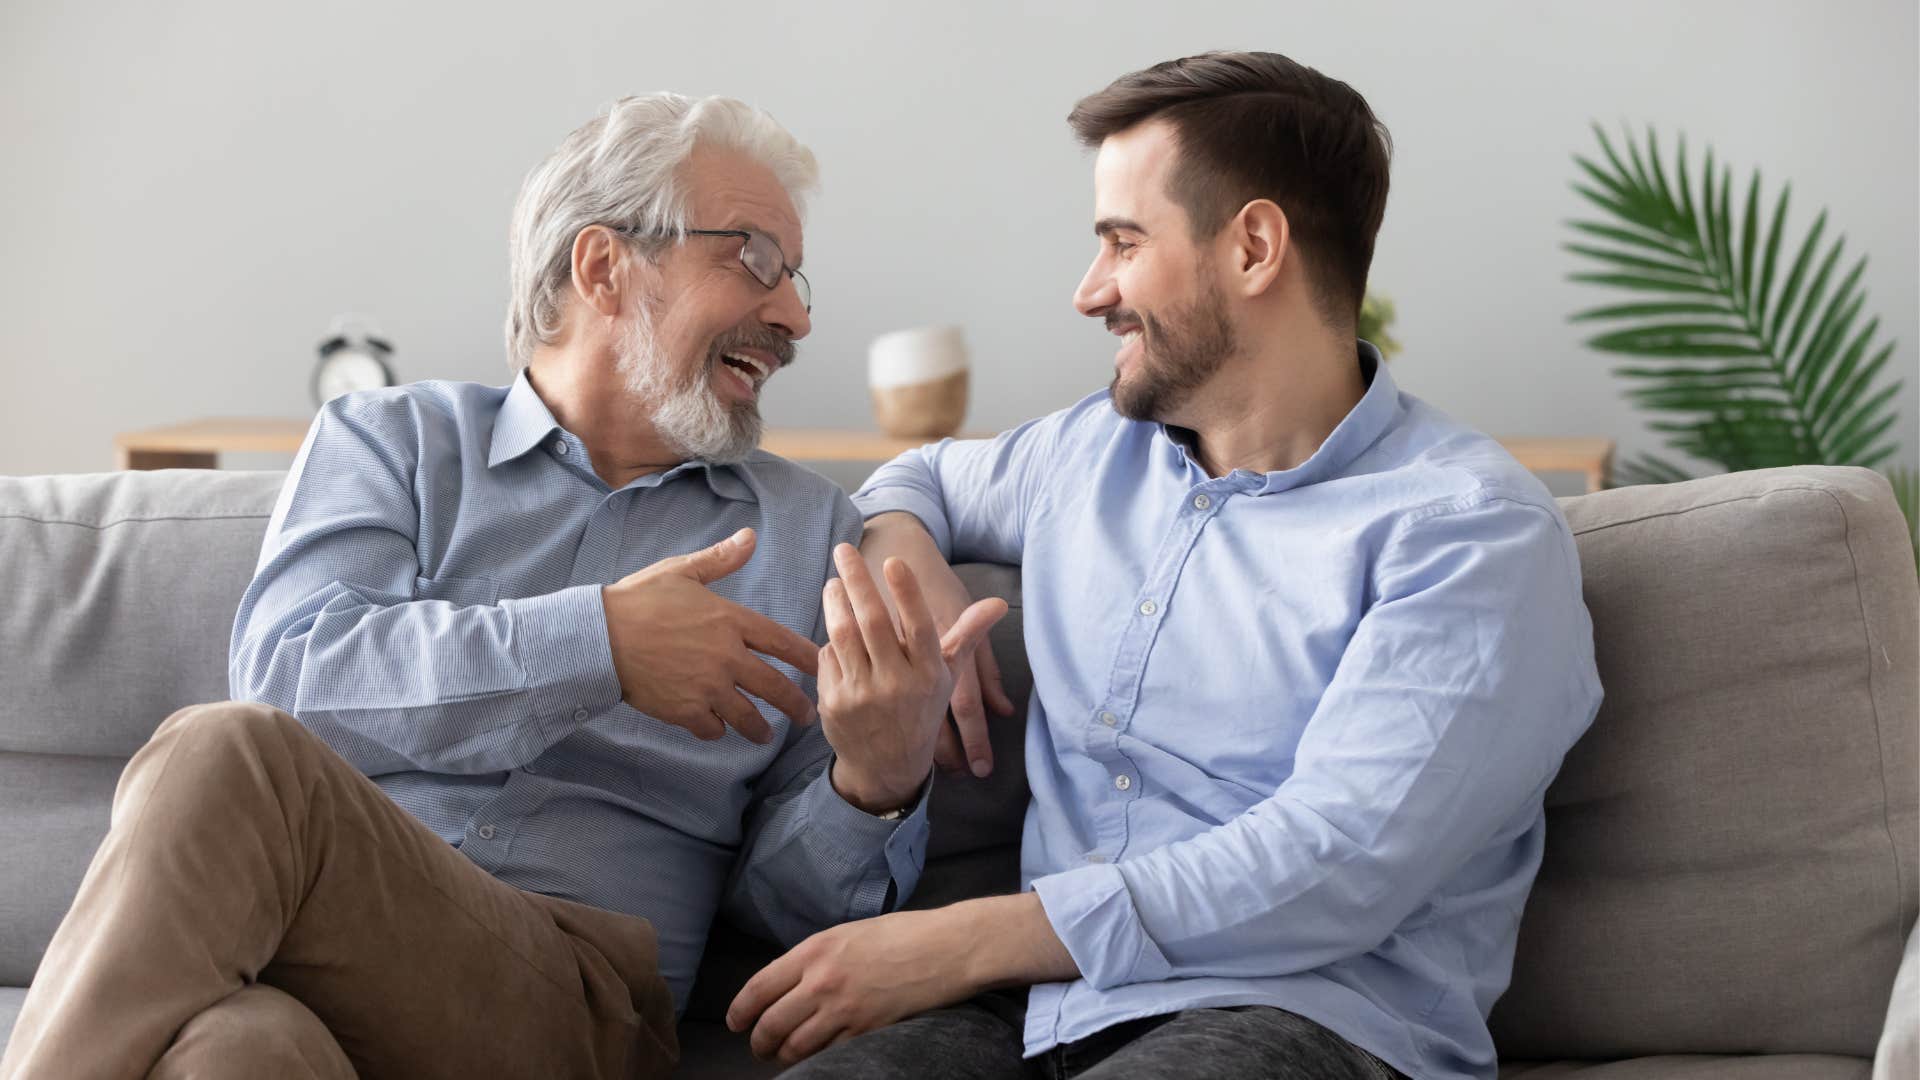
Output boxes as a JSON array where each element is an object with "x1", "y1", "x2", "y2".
[
  {"x1": 129, "y1": 701, "x2": 323, "y2": 801},
  {"x1": 154, "y1": 699, "x2": 296, "y2": 743}
]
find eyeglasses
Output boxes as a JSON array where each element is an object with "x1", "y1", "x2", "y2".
[{"x1": 621, "y1": 225, "x2": 811, "y2": 312}]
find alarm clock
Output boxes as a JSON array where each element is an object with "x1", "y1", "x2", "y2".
[{"x1": 312, "y1": 318, "x2": 397, "y2": 406}]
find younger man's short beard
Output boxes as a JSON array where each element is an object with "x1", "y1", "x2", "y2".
[
  {"x1": 615, "y1": 310, "x2": 764, "y2": 465},
  {"x1": 1109, "y1": 266, "x2": 1238, "y2": 423}
]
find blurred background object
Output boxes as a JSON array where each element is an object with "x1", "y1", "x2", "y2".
[
  {"x1": 1, "y1": 0, "x2": 1910, "y2": 498},
  {"x1": 868, "y1": 324, "x2": 969, "y2": 439},
  {"x1": 312, "y1": 315, "x2": 396, "y2": 406},
  {"x1": 1358, "y1": 291, "x2": 1401, "y2": 361}
]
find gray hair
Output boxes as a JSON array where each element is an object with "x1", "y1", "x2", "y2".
[{"x1": 504, "y1": 93, "x2": 819, "y2": 369}]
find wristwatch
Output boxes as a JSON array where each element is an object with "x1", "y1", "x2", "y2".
[{"x1": 872, "y1": 805, "x2": 910, "y2": 822}]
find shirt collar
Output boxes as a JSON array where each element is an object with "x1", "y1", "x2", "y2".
[
  {"x1": 1157, "y1": 340, "x2": 1402, "y2": 496},
  {"x1": 487, "y1": 370, "x2": 756, "y2": 503},
  {"x1": 488, "y1": 370, "x2": 564, "y2": 468}
]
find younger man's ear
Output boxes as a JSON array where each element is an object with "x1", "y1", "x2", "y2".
[{"x1": 1228, "y1": 199, "x2": 1290, "y2": 299}]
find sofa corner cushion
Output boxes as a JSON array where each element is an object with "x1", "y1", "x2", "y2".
[{"x1": 1492, "y1": 466, "x2": 1918, "y2": 1060}]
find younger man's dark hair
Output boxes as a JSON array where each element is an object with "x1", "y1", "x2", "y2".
[{"x1": 1069, "y1": 51, "x2": 1392, "y2": 328}]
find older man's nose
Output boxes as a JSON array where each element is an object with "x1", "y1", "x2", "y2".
[{"x1": 762, "y1": 277, "x2": 811, "y2": 341}]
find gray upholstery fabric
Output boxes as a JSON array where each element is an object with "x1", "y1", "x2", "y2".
[
  {"x1": 1873, "y1": 923, "x2": 1920, "y2": 1079},
  {"x1": 0, "y1": 469, "x2": 288, "y2": 988},
  {"x1": 1500, "y1": 1056, "x2": 1871, "y2": 1079},
  {"x1": 0, "y1": 987, "x2": 23, "y2": 1054},
  {"x1": 674, "y1": 1020, "x2": 783, "y2": 1080},
  {"x1": 1492, "y1": 466, "x2": 1918, "y2": 1061},
  {"x1": 0, "y1": 470, "x2": 284, "y2": 758},
  {"x1": 0, "y1": 753, "x2": 124, "y2": 985},
  {"x1": 924, "y1": 563, "x2": 1031, "y2": 862}
]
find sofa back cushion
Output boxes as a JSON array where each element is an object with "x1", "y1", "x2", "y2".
[
  {"x1": 0, "y1": 469, "x2": 284, "y2": 982},
  {"x1": 1490, "y1": 465, "x2": 1918, "y2": 1059},
  {"x1": 0, "y1": 470, "x2": 285, "y2": 758}
]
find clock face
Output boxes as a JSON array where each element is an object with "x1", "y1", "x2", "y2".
[{"x1": 316, "y1": 347, "x2": 393, "y2": 403}]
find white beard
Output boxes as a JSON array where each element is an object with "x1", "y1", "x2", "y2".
[{"x1": 615, "y1": 312, "x2": 762, "y2": 465}]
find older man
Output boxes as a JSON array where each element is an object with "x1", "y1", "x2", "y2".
[
  {"x1": 729, "y1": 52, "x2": 1603, "y2": 1080},
  {"x1": 0, "y1": 94, "x2": 1000, "y2": 1080}
]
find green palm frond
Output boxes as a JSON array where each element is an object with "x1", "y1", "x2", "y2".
[
  {"x1": 1566, "y1": 124, "x2": 1907, "y2": 477},
  {"x1": 1609, "y1": 452, "x2": 1697, "y2": 488},
  {"x1": 1889, "y1": 466, "x2": 1920, "y2": 572}
]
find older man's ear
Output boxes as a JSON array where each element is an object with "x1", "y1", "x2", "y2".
[{"x1": 568, "y1": 224, "x2": 638, "y2": 322}]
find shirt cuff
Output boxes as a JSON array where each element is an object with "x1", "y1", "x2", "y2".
[
  {"x1": 1030, "y1": 862, "x2": 1172, "y2": 991},
  {"x1": 800, "y1": 760, "x2": 933, "y2": 918},
  {"x1": 501, "y1": 584, "x2": 623, "y2": 737},
  {"x1": 851, "y1": 487, "x2": 954, "y2": 561}
]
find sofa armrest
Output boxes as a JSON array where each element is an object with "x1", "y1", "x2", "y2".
[{"x1": 1874, "y1": 921, "x2": 1920, "y2": 1080}]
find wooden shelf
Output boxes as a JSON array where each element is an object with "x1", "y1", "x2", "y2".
[
  {"x1": 114, "y1": 418, "x2": 312, "y2": 470},
  {"x1": 116, "y1": 419, "x2": 1615, "y2": 492}
]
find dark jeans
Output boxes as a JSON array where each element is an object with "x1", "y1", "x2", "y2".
[{"x1": 781, "y1": 990, "x2": 1406, "y2": 1079}]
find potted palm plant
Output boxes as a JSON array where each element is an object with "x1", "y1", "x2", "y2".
[{"x1": 1565, "y1": 124, "x2": 1917, "y2": 559}]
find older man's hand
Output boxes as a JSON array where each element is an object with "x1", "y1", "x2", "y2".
[
  {"x1": 819, "y1": 544, "x2": 1006, "y2": 814},
  {"x1": 602, "y1": 528, "x2": 821, "y2": 744}
]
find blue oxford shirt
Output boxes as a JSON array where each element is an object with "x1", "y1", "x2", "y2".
[
  {"x1": 230, "y1": 372, "x2": 930, "y2": 1009},
  {"x1": 853, "y1": 344, "x2": 1602, "y2": 1080}
]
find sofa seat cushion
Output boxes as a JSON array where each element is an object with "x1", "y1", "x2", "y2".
[
  {"x1": 1500, "y1": 1054, "x2": 1868, "y2": 1079},
  {"x1": 673, "y1": 1020, "x2": 782, "y2": 1080},
  {"x1": 0, "y1": 753, "x2": 124, "y2": 985},
  {"x1": 0, "y1": 986, "x2": 23, "y2": 1053}
]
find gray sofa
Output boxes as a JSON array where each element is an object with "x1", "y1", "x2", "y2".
[{"x1": 1, "y1": 464, "x2": 1914, "y2": 1078}]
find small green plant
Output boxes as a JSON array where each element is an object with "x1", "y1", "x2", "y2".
[
  {"x1": 1359, "y1": 291, "x2": 1401, "y2": 360},
  {"x1": 1566, "y1": 123, "x2": 1917, "y2": 561}
]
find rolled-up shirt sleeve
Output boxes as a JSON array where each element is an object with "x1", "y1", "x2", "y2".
[
  {"x1": 1031, "y1": 494, "x2": 1602, "y2": 989},
  {"x1": 228, "y1": 394, "x2": 621, "y2": 776}
]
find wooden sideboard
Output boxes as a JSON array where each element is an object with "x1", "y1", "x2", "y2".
[{"x1": 116, "y1": 419, "x2": 1615, "y2": 493}]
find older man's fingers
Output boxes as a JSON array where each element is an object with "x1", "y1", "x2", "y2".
[
  {"x1": 834, "y1": 545, "x2": 904, "y2": 672},
  {"x1": 821, "y1": 579, "x2": 869, "y2": 675},
  {"x1": 734, "y1": 655, "x2": 815, "y2": 728},
  {"x1": 708, "y1": 689, "x2": 770, "y2": 744},
  {"x1": 734, "y1": 604, "x2": 821, "y2": 677}
]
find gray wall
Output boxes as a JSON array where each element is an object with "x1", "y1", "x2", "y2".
[{"x1": 3, "y1": 0, "x2": 1915, "y2": 482}]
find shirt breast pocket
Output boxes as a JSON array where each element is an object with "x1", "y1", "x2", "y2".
[{"x1": 413, "y1": 574, "x2": 500, "y2": 607}]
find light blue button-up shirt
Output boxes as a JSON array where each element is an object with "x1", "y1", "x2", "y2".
[
  {"x1": 230, "y1": 373, "x2": 930, "y2": 1009},
  {"x1": 853, "y1": 344, "x2": 1601, "y2": 1080}
]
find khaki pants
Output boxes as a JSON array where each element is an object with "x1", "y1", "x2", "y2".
[{"x1": 0, "y1": 702, "x2": 678, "y2": 1080}]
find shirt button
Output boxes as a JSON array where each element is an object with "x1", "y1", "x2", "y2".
[
  {"x1": 552, "y1": 439, "x2": 568, "y2": 456},
  {"x1": 1114, "y1": 774, "x2": 1132, "y2": 791},
  {"x1": 477, "y1": 825, "x2": 496, "y2": 840},
  {"x1": 1099, "y1": 711, "x2": 1118, "y2": 727},
  {"x1": 523, "y1": 764, "x2": 538, "y2": 775},
  {"x1": 1192, "y1": 493, "x2": 1211, "y2": 510},
  {"x1": 1137, "y1": 599, "x2": 1157, "y2": 616},
  {"x1": 573, "y1": 707, "x2": 589, "y2": 722},
  {"x1": 1086, "y1": 853, "x2": 1107, "y2": 864}
]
